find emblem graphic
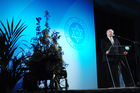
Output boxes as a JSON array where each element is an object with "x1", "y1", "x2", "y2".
[{"x1": 65, "y1": 17, "x2": 88, "y2": 49}]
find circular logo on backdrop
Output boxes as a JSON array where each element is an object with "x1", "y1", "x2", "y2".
[{"x1": 64, "y1": 17, "x2": 88, "y2": 49}]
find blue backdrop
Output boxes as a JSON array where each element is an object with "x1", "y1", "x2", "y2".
[{"x1": 0, "y1": 0, "x2": 97, "y2": 90}]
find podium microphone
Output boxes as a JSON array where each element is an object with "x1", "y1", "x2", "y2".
[
  {"x1": 113, "y1": 34, "x2": 120, "y2": 37},
  {"x1": 112, "y1": 34, "x2": 115, "y2": 37}
]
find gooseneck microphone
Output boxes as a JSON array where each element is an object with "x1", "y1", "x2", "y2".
[{"x1": 113, "y1": 34, "x2": 120, "y2": 38}]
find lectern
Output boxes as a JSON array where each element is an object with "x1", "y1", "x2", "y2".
[{"x1": 106, "y1": 45, "x2": 135, "y2": 87}]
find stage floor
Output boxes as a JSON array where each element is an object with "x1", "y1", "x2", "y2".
[
  {"x1": 18, "y1": 87, "x2": 140, "y2": 93},
  {"x1": 63, "y1": 87, "x2": 140, "y2": 93}
]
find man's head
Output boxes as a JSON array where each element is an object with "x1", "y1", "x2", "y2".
[{"x1": 106, "y1": 29, "x2": 114, "y2": 37}]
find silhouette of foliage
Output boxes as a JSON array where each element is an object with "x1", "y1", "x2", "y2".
[
  {"x1": 23, "y1": 11, "x2": 68, "y2": 91},
  {"x1": 0, "y1": 18, "x2": 27, "y2": 92}
]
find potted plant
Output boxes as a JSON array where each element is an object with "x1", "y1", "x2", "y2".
[{"x1": 0, "y1": 18, "x2": 27, "y2": 93}]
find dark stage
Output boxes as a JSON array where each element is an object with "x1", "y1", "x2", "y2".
[
  {"x1": 23, "y1": 0, "x2": 140, "y2": 92},
  {"x1": 95, "y1": 0, "x2": 140, "y2": 89},
  {"x1": 1, "y1": 0, "x2": 140, "y2": 93}
]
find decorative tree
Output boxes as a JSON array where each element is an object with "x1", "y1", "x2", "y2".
[{"x1": 23, "y1": 11, "x2": 68, "y2": 91}]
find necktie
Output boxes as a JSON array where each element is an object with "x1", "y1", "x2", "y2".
[{"x1": 109, "y1": 37, "x2": 114, "y2": 45}]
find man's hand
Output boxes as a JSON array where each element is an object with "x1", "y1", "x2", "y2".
[
  {"x1": 106, "y1": 50, "x2": 110, "y2": 55},
  {"x1": 124, "y1": 51, "x2": 128, "y2": 55}
]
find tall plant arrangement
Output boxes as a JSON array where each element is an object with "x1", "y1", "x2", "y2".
[
  {"x1": 0, "y1": 18, "x2": 27, "y2": 92},
  {"x1": 29, "y1": 11, "x2": 64, "y2": 78},
  {"x1": 23, "y1": 11, "x2": 68, "y2": 91}
]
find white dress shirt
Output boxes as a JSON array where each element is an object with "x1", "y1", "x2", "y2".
[{"x1": 108, "y1": 36, "x2": 114, "y2": 45}]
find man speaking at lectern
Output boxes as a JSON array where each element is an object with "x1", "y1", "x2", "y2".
[{"x1": 102, "y1": 29, "x2": 135, "y2": 87}]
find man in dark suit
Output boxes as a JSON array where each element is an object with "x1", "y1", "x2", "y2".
[{"x1": 102, "y1": 29, "x2": 135, "y2": 87}]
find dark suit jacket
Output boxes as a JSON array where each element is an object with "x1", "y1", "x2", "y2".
[
  {"x1": 102, "y1": 36, "x2": 121, "y2": 55},
  {"x1": 102, "y1": 36, "x2": 123, "y2": 62}
]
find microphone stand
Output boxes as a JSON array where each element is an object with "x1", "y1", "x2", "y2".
[{"x1": 116, "y1": 35, "x2": 140, "y2": 45}]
